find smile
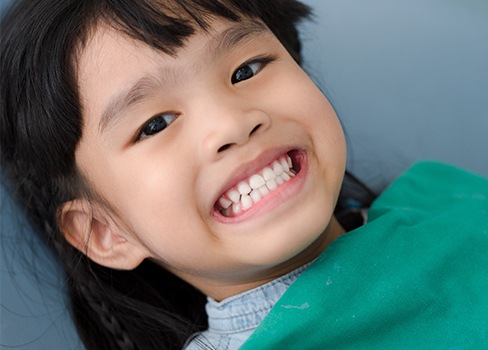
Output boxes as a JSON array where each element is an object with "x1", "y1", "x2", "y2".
[{"x1": 214, "y1": 151, "x2": 304, "y2": 218}]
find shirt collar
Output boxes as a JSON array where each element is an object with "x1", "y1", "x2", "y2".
[{"x1": 205, "y1": 263, "x2": 310, "y2": 333}]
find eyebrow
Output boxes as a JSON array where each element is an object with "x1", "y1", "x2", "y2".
[
  {"x1": 205, "y1": 19, "x2": 269, "y2": 59},
  {"x1": 99, "y1": 75, "x2": 162, "y2": 133},
  {"x1": 98, "y1": 20, "x2": 270, "y2": 134}
]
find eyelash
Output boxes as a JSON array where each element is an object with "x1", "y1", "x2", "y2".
[{"x1": 134, "y1": 55, "x2": 276, "y2": 142}]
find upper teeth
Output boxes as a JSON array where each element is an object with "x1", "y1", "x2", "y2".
[{"x1": 218, "y1": 155, "x2": 296, "y2": 216}]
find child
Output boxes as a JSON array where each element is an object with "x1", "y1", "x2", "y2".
[{"x1": 1, "y1": 1, "x2": 486, "y2": 350}]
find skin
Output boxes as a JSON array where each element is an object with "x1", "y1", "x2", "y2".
[{"x1": 64, "y1": 18, "x2": 347, "y2": 301}]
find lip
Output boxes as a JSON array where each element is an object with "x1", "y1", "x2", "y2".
[{"x1": 211, "y1": 148, "x2": 308, "y2": 223}]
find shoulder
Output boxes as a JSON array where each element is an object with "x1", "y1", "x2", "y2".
[
  {"x1": 240, "y1": 162, "x2": 488, "y2": 349},
  {"x1": 368, "y1": 161, "x2": 488, "y2": 221}
]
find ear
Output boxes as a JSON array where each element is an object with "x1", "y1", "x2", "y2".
[{"x1": 60, "y1": 199, "x2": 147, "y2": 270}]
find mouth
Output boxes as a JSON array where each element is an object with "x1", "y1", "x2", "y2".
[{"x1": 213, "y1": 150, "x2": 305, "y2": 219}]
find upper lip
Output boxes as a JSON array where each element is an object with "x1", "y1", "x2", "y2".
[{"x1": 211, "y1": 146, "x2": 298, "y2": 209}]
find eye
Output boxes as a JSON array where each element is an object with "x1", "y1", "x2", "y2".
[
  {"x1": 231, "y1": 56, "x2": 276, "y2": 84},
  {"x1": 136, "y1": 112, "x2": 178, "y2": 141}
]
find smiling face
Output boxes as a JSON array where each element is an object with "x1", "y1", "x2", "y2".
[{"x1": 71, "y1": 18, "x2": 346, "y2": 299}]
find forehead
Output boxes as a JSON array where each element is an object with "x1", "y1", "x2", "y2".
[{"x1": 77, "y1": 16, "x2": 270, "y2": 78}]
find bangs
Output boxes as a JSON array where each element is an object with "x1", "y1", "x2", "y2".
[{"x1": 95, "y1": 0, "x2": 311, "y2": 60}]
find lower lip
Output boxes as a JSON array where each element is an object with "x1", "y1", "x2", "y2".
[{"x1": 211, "y1": 150, "x2": 308, "y2": 224}]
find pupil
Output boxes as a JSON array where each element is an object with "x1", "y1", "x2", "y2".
[
  {"x1": 235, "y1": 66, "x2": 253, "y2": 82},
  {"x1": 146, "y1": 117, "x2": 167, "y2": 135}
]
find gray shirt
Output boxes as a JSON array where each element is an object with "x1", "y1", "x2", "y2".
[{"x1": 184, "y1": 264, "x2": 309, "y2": 350}]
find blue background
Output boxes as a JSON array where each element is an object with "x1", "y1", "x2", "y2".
[{"x1": 1, "y1": 0, "x2": 487, "y2": 348}]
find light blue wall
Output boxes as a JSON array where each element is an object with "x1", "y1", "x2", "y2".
[
  {"x1": 1, "y1": 0, "x2": 487, "y2": 348},
  {"x1": 0, "y1": 0, "x2": 10, "y2": 14},
  {"x1": 300, "y1": 0, "x2": 488, "y2": 189}
]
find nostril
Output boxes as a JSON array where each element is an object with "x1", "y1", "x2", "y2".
[
  {"x1": 250, "y1": 124, "x2": 261, "y2": 136},
  {"x1": 216, "y1": 124, "x2": 262, "y2": 153},
  {"x1": 218, "y1": 144, "x2": 232, "y2": 153}
]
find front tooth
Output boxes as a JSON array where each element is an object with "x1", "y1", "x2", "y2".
[
  {"x1": 258, "y1": 186, "x2": 270, "y2": 196},
  {"x1": 237, "y1": 181, "x2": 252, "y2": 195},
  {"x1": 228, "y1": 190, "x2": 240, "y2": 203},
  {"x1": 266, "y1": 179, "x2": 278, "y2": 191},
  {"x1": 219, "y1": 197, "x2": 232, "y2": 209},
  {"x1": 249, "y1": 174, "x2": 265, "y2": 189},
  {"x1": 263, "y1": 167, "x2": 276, "y2": 181},
  {"x1": 250, "y1": 190, "x2": 262, "y2": 203},
  {"x1": 276, "y1": 176, "x2": 284, "y2": 185},
  {"x1": 281, "y1": 158, "x2": 290, "y2": 172},
  {"x1": 273, "y1": 161, "x2": 284, "y2": 176},
  {"x1": 241, "y1": 195, "x2": 253, "y2": 210}
]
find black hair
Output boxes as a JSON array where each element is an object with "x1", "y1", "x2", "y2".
[{"x1": 0, "y1": 0, "x2": 374, "y2": 349}]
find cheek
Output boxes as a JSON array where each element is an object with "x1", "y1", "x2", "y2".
[
  {"x1": 269, "y1": 65, "x2": 339, "y2": 123},
  {"x1": 311, "y1": 101, "x2": 347, "y2": 158},
  {"x1": 285, "y1": 72, "x2": 347, "y2": 198},
  {"x1": 277, "y1": 69, "x2": 346, "y2": 158},
  {"x1": 80, "y1": 147, "x2": 193, "y2": 225}
]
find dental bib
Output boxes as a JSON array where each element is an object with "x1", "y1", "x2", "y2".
[{"x1": 241, "y1": 162, "x2": 488, "y2": 350}]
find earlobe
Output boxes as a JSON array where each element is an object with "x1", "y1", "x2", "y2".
[{"x1": 60, "y1": 199, "x2": 147, "y2": 270}]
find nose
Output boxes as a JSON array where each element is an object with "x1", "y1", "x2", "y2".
[{"x1": 199, "y1": 97, "x2": 271, "y2": 161}]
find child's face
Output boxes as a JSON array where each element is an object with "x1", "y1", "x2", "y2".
[{"x1": 74, "y1": 18, "x2": 346, "y2": 299}]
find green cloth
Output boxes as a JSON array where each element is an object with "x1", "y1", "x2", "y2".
[{"x1": 241, "y1": 162, "x2": 488, "y2": 349}]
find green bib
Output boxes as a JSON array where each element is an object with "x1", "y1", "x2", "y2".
[{"x1": 241, "y1": 162, "x2": 488, "y2": 349}]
